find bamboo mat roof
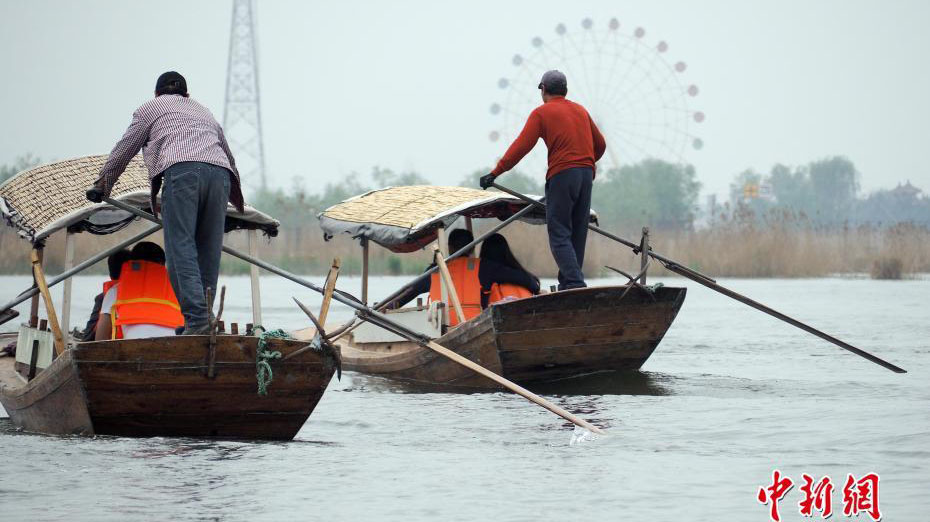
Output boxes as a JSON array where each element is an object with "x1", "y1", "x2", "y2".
[
  {"x1": 319, "y1": 185, "x2": 595, "y2": 253},
  {"x1": 0, "y1": 155, "x2": 279, "y2": 244}
]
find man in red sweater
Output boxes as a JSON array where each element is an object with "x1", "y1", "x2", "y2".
[{"x1": 480, "y1": 70, "x2": 606, "y2": 290}]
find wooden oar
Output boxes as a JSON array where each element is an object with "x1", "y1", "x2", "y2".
[
  {"x1": 318, "y1": 258, "x2": 340, "y2": 326},
  {"x1": 102, "y1": 197, "x2": 607, "y2": 434},
  {"x1": 294, "y1": 297, "x2": 605, "y2": 435},
  {"x1": 433, "y1": 247, "x2": 466, "y2": 324},
  {"x1": 491, "y1": 182, "x2": 907, "y2": 374},
  {"x1": 31, "y1": 249, "x2": 65, "y2": 355}
]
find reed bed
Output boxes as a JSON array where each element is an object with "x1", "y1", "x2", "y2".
[{"x1": 1, "y1": 219, "x2": 927, "y2": 280}]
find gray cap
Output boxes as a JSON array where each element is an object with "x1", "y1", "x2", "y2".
[{"x1": 538, "y1": 70, "x2": 567, "y2": 92}]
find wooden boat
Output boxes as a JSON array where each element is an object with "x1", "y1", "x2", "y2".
[
  {"x1": 0, "y1": 335, "x2": 337, "y2": 439},
  {"x1": 316, "y1": 185, "x2": 686, "y2": 388},
  {"x1": 0, "y1": 155, "x2": 338, "y2": 439}
]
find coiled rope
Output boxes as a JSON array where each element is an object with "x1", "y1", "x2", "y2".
[{"x1": 254, "y1": 326, "x2": 289, "y2": 396}]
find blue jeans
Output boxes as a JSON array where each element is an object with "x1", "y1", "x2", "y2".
[
  {"x1": 160, "y1": 162, "x2": 231, "y2": 329},
  {"x1": 545, "y1": 167, "x2": 593, "y2": 290}
]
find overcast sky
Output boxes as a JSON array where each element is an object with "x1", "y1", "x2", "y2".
[{"x1": 2, "y1": 0, "x2": 928, "y2": 198}]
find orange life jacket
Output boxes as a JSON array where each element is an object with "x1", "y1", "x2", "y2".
[
  {"x1": 429, "y1": 257, "x2": 482, "y2": 327},
  {"x1": 486, "y1": 282, "x2": 533, "y2": 306},
  {"x1": 111, "y1": 260, "x2": 184, "y2": 339},
  {"x1": 102, "y1": 280, "x2": 117, "y2": 294}
]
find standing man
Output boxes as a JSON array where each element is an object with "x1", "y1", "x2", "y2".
[
  {"x1": 480, "y1": 70, "x2": 606, "y2": 290},
  {"x1": 86, "y1": 71, "x2": 245, "y2": 335}
]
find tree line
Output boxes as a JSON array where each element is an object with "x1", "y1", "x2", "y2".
[{"x1": 2, "y1": 153, "x2": 929, "y2": 231}]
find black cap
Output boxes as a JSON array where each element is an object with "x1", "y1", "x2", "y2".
[
  {"x1": 538, "y1": 70, "x2": 567, "y2": 94},
  {"x1": 155, "y1": 71, "x2": 187, "y2": 96}
]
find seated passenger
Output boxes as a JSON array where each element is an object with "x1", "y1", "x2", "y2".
[
  {"x1": 81, "y1": 248, "x2": 131, "y2": 341},
  {"x1": 389, "y1": 229, "x2": 481, "y2": 326},
  {"x1": 478, "y1": 233, "x2": 540, "y2": 308},
  {"x1": 95, "y1": 242, "x2": 184, "y2": 340}
]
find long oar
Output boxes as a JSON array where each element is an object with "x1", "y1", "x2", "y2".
[
  {"x1": 104, "y1": 197, "x2": 607, "y2": 435},
  {"x1": 490, "y1": 182, "x2": 906, "y2": 374}
]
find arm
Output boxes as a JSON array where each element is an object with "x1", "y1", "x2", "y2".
[
  {"x1": 93, "y1": 109, "x2": 150, "y2": 195},
  {"x1": 95, "y1": 313, "x2": 112, "y2": 341},
  {"x1": 217, "y1": 125, "x2": 240, "y2": 177},
  {"x1": 590, "y1": 115, "x2": 606, "y2": 162},
  {"x1": 491, "y1": 111, "x2": 543, "y2": 176},
  {"x1": 387, "y1": 264, "x2": 434, "y2": 309}
]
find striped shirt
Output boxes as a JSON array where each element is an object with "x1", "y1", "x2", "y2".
[{"x1": 95, "y1": 94, "x2": 245, "y2": 213}]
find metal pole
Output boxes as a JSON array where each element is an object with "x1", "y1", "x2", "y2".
[
  {"x1": 490, "y1": 182, "x2": 906, "y2": 374},
  {"x1": 361, "y1": 238, "x2": 369, "y2": 305},
  {"x1": 60, "y1": 231, "x2": 76, "y2": 346},
  {"x1": 0, "y1": 223, "x2": 162, "y2": 325},
  {"x1": 491, "y1": 182, "x2": 718, "y2": 284}
]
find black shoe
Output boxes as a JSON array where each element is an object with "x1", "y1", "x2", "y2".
[{"x1": 182, "y1": 324, "x2": 213, "y2": 336}]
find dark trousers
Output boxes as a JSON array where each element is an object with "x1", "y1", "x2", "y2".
[
  {"x1": 545, "y1": 167, "x2": 593, "y2": 290},
  {"x1": 161, "y1": 162, "x2": 231, "y2": 329}
]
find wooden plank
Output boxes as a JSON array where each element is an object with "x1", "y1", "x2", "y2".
[
  {"x1": 434, "y1": 248, "x2": 465, "y2": 324},
  {"x1": 319, "y1": 258, "x2": 341, "y2": 326},
  {"x1": 31, "y1": 249, "x2": 64, "y2": 355},
  {"x1": 248, "y1": 229, "x2": 263, "y2": 327}
]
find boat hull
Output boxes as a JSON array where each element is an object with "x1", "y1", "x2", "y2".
[
  {"x1": 0, "y1": 335, "x2": 338, "y2": 440},
  {"x1": 338, "y1": 285, "x2": 686, "y2": 388}
]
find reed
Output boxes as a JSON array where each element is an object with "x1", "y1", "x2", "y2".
[{"x1": 1, "y1": 218, "x2": 927, "y2": 279}]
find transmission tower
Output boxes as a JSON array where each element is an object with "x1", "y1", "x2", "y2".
[{"x1": 224, "y1": 0, "x2": 267, "y2": 189}]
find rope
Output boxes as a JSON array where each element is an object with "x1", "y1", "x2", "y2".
[{"x1": 254, "y1": 326, "x2": 289, "y2": 396}]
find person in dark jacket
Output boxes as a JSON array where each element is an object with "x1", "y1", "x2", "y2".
[
  {"x1": 477, "y1": 234, "x2": 540, "y2": 308},
  {"x1": 80, "y1": 249, "x2": 131, "y2": 341}
]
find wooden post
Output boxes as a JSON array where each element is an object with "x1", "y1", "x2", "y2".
[
  {"x1": 436, "y1": 226, "x2": 449, "y2": 257},
  {"x1": 27, "y1": 340, "x2": 39, "y2": 381},
  {"x1": 318, "y1": 258, "x2": 341, "y2": 327},
  {"x1": 248, "y1": 229, "x2": 262, "y2": 328},
  {"x1": 31, "y1": 249, "x2": 64, "y2": 355},
  {"x1": 639, "y1": 227, "x2": 649, "y2": 285},
  {"x1": 60, "y1": 232, "x2": 76, "y2": 346},
  {"x1": 464, "y1": 218, "x2": 475, "y2": 257},
  {"x1": 434, "y1": 247, "x2": 465, "y2": 325},
  {"x1": 361, "y1": 238, "x2": 369, "y2": 305},
  {"x1": 29, "y1": 248, "x2": 43, "y2": 327}
]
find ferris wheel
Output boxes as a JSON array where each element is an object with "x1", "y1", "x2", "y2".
[{"x1": 489, "y1": 17, "x2": 705, "y2": 173}]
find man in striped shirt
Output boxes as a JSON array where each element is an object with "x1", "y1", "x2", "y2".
[{"x1": 86, "y1": 71, "x2": 244, "y2": 335}]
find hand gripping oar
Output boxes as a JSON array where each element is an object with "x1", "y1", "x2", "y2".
[
  {"x1": 490, "y1": 182, "x2": 907, "y2": 374},
  {"x1": 102, "y1": 197, "x2": 607, "y2": 435}
]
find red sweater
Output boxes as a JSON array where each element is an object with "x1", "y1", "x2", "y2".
[{"x1": 492, "y1": 97, "x2": 606, "y2": 179}]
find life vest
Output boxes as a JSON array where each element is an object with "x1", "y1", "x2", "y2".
[
  {"x1": 485, "y1": 282, "x2": 533, "y2": 306},
  {"x1": 102, "y1": 280, "x2": 117, "y2": 294},
  {"x1": 429, "y1": 257, "x2": 482, "y2": 327},
  {"x1": 111, "y1": 260, "x2": 184, "y2": 339}
]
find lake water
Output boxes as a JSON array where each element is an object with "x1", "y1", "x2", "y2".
[{"x1": 1, "y1": 274, "x2": 927, "y2": 521}]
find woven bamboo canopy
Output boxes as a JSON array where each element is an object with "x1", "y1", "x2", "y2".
[
  {"x1": 319, "y1": 185, "x2": 596, "y2": 253},
  {"x1": 0, "y1": 155, "x2": 279, "y2": 244}
]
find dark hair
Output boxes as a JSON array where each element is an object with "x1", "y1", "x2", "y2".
[
  {"x1": 107, "y1": 249, "x2": 132, "y2": 280},
  {"x1": 447, "y1": 228, "x2": 474, "y2": 255},
  {"x1": 480, "y1": 234, "x2": 532, "y2": 275},
  {"x1": 545, "y1": 84, "x2": 568, "y2": 96},
  {"x1": 155, "y1": 71, "x2": 188, "y2": 97},
  {"x1": 130, "y1": 241, "x2": 166, "y2": 265}
]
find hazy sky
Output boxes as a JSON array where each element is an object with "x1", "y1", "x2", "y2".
[{"x1": 2, "y1": 0, "x2": 929, "y2": 198}]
